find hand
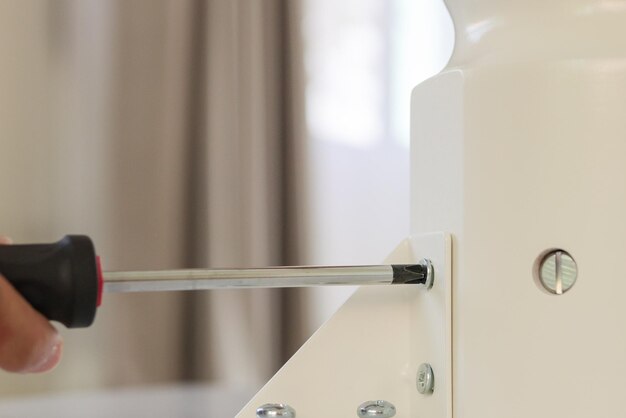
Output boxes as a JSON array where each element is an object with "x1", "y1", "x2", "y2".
[{"x1": 0, "y1": 236, "x2": 63, "y2": 373}]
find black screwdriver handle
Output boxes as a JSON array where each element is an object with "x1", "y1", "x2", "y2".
[{"x1": 0, "y1": 235, "x2": 101, "y2": 328}]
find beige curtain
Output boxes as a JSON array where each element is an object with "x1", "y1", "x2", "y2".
[
  {"x1": 187, "y1": 0, "x2": 308, "y2": 383},
  {"x1": 0, "y1": 0, "x2": 306, "y2": 395}
]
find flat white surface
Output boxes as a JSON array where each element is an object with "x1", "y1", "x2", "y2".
[
  {"x1": 406, "y1": 234, "x2": 452, "y2": 418},
  {"x1": 0, "y1": 385, "x2": 254, "y2": 418},
  {"x1": 236, "y1": 233, "x2": 450, "y2": 418},
  {"x1": 411, "y1": 3, "x2": 626, "y2": 414}
]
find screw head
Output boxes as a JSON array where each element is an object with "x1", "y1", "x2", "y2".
[
  {"x1": 537, "y1": 250, "x2": 578, "y2": 295},
  {"x1": 357, "y1": 400, "x2": 396, "y2": 417},
  {"x1": 256, "y1": 403, "x2": 296, "y2": 418},
  {"x1": 420, "y1": 258, "x2": 434, "y2": 289},
  {"x1": 416, "y1": 363, "x2": 434, "y2": 394}
]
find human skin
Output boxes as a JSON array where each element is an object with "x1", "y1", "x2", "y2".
[{"x1": 0, "y1": 236, "x2": 63, "y2": 373}]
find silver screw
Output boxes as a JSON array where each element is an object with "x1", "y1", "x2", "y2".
[
  {"x1": 256, "y1": 403, "x2": 296, "y2": 418},
  {"x1": 416, "y1": 363, "x2": 434, "y2": 394},
  {"x1": 421, "y1": 258, "x2": 434, "y2": 289},
  {"x1": 538, "y1": 250, "x2": 578, "y2": 295},
  {"x1": 357, "y1": 400, "x2": 396, "y2": 417}
]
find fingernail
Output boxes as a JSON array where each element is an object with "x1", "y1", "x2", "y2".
[{"x1": 27, "y1": 336, "x2": 64, "y2": 373}]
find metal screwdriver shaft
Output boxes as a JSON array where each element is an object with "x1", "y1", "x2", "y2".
[
  {"x1": 103, "y1": 261, "x2": 433, "y2": 293},
  {"x1": 0, "y1": 236, "x2": 434, "y2": 328}
]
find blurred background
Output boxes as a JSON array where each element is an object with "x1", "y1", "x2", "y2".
[{"x1": 0, "y1": 0, "x2": 452, "y2": 413}]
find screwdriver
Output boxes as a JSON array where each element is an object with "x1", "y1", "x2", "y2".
[{"x1": 0, "y1": 235, "x2": 433, "y2": 329}]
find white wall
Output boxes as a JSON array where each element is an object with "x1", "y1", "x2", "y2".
[{"x1": 302, "y1": 0, "x2": 454, "y2": 331}]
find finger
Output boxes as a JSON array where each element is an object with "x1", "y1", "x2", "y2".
[
  {"x1": 0, "y1": 236, "x2": 13, "y2": 245},
  {"x1": 0, "y1": 275, "x2": 63, "y2": 373}
]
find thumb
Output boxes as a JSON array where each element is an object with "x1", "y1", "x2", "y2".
[{"x1": 0, "y1": 274, "x2": 63, "y2": 373}]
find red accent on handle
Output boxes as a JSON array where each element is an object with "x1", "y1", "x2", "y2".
[{"x1": 96, "y1": 256, "x2": 103, "y2": 307}]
